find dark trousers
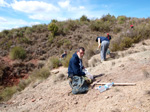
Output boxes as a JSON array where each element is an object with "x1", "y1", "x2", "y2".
[{"x1": 69, "y1": 76, "x2": 89, "y2": 94}]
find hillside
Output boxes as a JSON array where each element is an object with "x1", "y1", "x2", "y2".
[
  {"x1": 0, "y1": 15, "x2": 150, "y2": 87},
  {"x1": 0, "y1": 39, "x2": 150, "y2": 112}
]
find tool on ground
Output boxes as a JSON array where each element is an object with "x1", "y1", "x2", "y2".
[{"x1": 95, "y1": 83, "x2": 136, "y2": 86}]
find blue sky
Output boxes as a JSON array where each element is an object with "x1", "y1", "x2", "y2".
[{"x1": 0, "y1": 0, "x2": 150, "y2": 32}]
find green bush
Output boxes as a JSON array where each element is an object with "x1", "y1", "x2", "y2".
[
  {"x1": 0, "y1": 86, "x2": 17, "y2": 102},
  {"x1": 111, "y1": 37, "x2": 133, "y2": 51},
  {"x1": 17, "y1": 37, "x2": 31, "y2": 44},
  {"x1": 9, "y1": 46, "x2": 26, "y2": 60},
  {"x1": 101, "y1": 14, "x2": 116, "y2": 23},
  {"x1": 117, "y1": 16, "x2": 126, "y2": 24},
  {"x1": 80, "y1": 15, "x2": 89, "y2": 22},
  {"x1": 51, "y1": 19, "x2": 58, "y2": 23},
  {"x1": 31, "y1": 67, "x2": 50, "y2": 79},
  {"x1": 62, "y1": 53, "x2": 72, "y2": 67},
  {"x1": 48, "y1": 34, "x2": 54, "y2": 43},
  {"x1": 89, "y1": 21, "x2": 100, "y2": 31},
  {"x1": 17, "y1": 79, "x2": 31, "y2": 91},
  {"x1": 48, "y1": 23, "x2": 58, "y2": 37},
  {"x1": 25, "y1": 27, "x2": 33, "y2": 36},
  {"x1": 66, "y1": 19, "x2": 78, "y2": 31},
  {"x1": 48, "y1": 57, "x2": 61, "y2": 69},
  {"x1": 111, "y1": 43, "x2": 120, "y2": 52},
  {"x1": 3, "y1": 40, "x2": 13, "y2": 50},
  {"x1": 89, "y1": 20, "x2": 110, "y2": 32}
]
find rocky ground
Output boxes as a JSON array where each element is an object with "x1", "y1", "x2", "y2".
[{"x1": 0, "y1": 40, "x2": 150, "y2": 112}]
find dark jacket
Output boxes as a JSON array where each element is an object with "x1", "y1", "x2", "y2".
[
  {"x1": 98, "y1": 37, "x2": 109, "y2": 43},
  {"x1": 68, "y1": 53, "x2": 85, "y2": 77}
]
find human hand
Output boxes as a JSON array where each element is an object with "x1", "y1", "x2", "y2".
[{"x1": 98, "y1": 44, "x2": 101, "y2": 48}]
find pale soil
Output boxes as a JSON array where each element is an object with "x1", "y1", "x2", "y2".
[{"x1": 0, "y1": 40, "x2": 150, "y2": 112}]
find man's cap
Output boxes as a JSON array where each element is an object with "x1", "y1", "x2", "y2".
[{"x1": 107, "y1": 33, "x2": 109, "y2": 35}]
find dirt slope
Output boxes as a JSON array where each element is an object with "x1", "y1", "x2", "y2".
[{"x1": 0, "y1": 40, "x2": 150, "y2": 112}]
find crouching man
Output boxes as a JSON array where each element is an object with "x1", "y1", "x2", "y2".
[{"x1": 68, "y1": 47, "x2": 91, "y2": 94}]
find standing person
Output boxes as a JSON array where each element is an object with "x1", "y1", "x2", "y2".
[
  {"x1": 68, "y1": 47, "x2": 90, "y2": 94},
  {"x1": 97, "y1": 36, "x2": 110, "y2": 61},
  {"x1": 60, "y1": 50, "x2": 67, "y2": 58}
]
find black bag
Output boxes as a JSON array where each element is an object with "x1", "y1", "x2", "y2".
[
  {"x1": 96, "y1": 37, "x2": 98, "y2": 42},
  {"x1": 107, "y1": 36, "x2": 111, "y2": 40}
]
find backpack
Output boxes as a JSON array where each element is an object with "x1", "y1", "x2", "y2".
[
  {"x1": 107, "y1": 36, "x2": 111, "y2": 40},
  {"x1": 96, "y1": 37, "x2": 98, "y2": 42}
]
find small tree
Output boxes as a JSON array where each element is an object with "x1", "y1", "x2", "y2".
[
  {"x1": 48, "y1": 23, "x2": 58, "y2": 37},
  {"x1": 80, "y1": 15, "x2": 89, "y2": 22}
]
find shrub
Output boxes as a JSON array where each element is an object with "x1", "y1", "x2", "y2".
[
  {"x1": 51, "y1": 19, "x2": 58, "y2": 23},
  {"x1": 62, "y1": 53, "x2": 72, "y2": 67},
  {"x1": 25, "y1": 27, "x2": 33, "y2": 36},
  {"x1": 2, "y1": 30, "x2": 9, "y2": 36},
  {"x1": 117, "y1": 16, "x2": 126, "y2": 24},
  {"x1": 101, "y1": 14, "x2": 116, "y2": 23},
  {"x1": 80, "y1": 15, "x2": 89, "y2": 22},
  {"x1": 9, "y1": 46, "x2": 26, "y2": 60},
  {"x1": 66, "y1": 19, "x2": 78, "y2": 31},
  {"x1": 4, "y1": 40, "x2": 12, "y2": 50},
  {"x1": 32, "y1": 24, "x2": 47, "y2": 33},
  {"x1": 17, "y1": 37, "x2": 31, "y2": 44},
  {"x1": 111, "y1": 43, "x2": 120, "y2": 52},
  {"x1": 89, "y1": 20, "x2": 110, "y2": 32},
  {"x1": 31, "y1": 67, "x2": 50, "y2": 79},
  {"x1": 48, "y1": 57, "x2": 61, "y2": 69},
  {"x1": 120, "y1": 37, "x2": 133, "y2": 49},
  {"x1": 90, "y1": 21, "x2": 100, "y2": 31},
  {"x1": 0, "y1": 86, "x2": 17, "y2": 102},
  {"x1": 17, "y1": 79, "x2": 31, "y2": 91},
  {"x1": 48, "y1": 34, "x2": 54, "y2": 43},
  {"x1": 48, "y1": 22, "x2": 58, "y2": 37}
]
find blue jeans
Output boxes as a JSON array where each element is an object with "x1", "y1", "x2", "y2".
[{"x1": 100, "y1": 41, "x2": 109, "y2": 61}]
